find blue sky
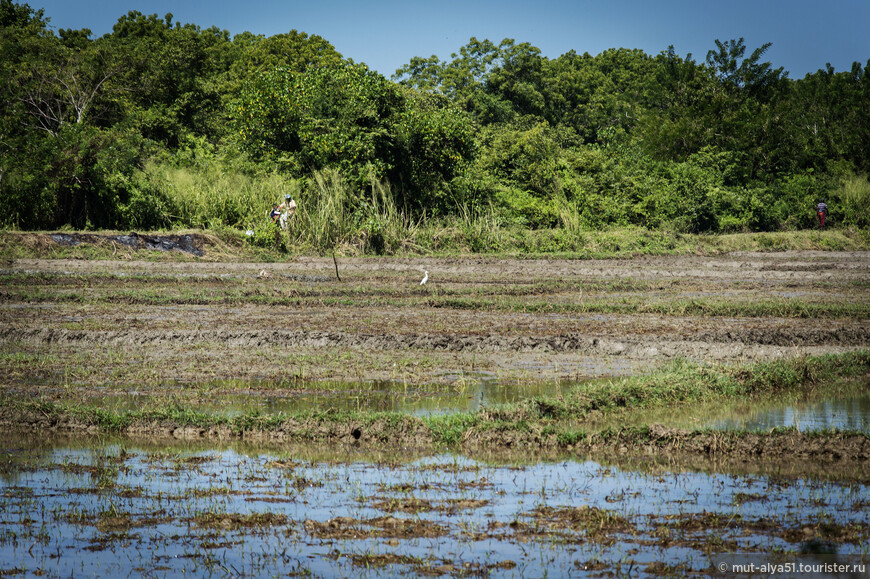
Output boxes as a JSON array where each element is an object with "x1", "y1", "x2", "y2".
[{"x1": 30, "y1": 0, "x2": 870, "y2": 79}]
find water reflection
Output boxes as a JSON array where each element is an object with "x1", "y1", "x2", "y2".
[
  {"x1": 707, "y1": 395, "x2": 870, "y2": 433},
  {"x1": 0, "y1": 437, "x2": 867, "y2": 578},
  {"x1": 29, "y1": 378, "x2": 870, "y2": 433},
  {"x1": 72, "y1": 377, "x2": 578, "y2": 417},
  {"x1": 592, "y1": 394, "x2": 870, "y2": 434}
]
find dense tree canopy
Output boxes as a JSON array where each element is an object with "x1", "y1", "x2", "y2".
[{"x1": 1, "y1": 0, "x2": 868, "y2": 233}]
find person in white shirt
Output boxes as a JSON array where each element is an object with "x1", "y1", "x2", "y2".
[{"x1": 277, "y1": 194, "x2": 297, "y2": 230}]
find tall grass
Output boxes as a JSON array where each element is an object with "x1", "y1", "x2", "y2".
[
  {"x1": 147, "y1": 161, "x2": 295, "y2": 229},
  {"x1": 141, "y1": 160, "x2": 870, "y2": 256},
  {"x1": 556, "y1": 191, "x2": 584, "y2": 235},
  {"x1": 362, "y1": 177, "x2": 421, "y2": 254},
  {"x1": 836, "y1": 173, "x2": 870, "y2": 228},
  {"x1": 287, "y1": 169, "x2": 416, "y2": 254},
  {"x1": 292, "y1": 169, "x2": 352, "y2": 251}
]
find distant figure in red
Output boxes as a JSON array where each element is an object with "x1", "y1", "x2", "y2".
[{"x1": 816, "y1": 200, "x2": 828, "y2": 230}]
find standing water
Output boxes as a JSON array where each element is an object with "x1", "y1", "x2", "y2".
[
  {"x1": 0, "y1": 435, "x2": 867, "y2": 577},
  {"x1": 707, "y1": 395, "x2": 870, "y2": 432}
]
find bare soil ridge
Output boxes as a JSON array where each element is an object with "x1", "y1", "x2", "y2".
[{"x1": 2, "y1": 249, "x2": 868, "y2": 385}]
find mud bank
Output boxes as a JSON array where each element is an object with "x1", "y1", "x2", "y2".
[
  {"x1": 2, "y1": 402, "x2": 868, "y2": 466},
  {"x1": 47, "y1": 231, "x2": 207, "y2": 256}
]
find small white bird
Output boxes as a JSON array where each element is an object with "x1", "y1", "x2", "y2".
[{"x1": 420, "y1": 270, "x2": 428, "y2": 285}]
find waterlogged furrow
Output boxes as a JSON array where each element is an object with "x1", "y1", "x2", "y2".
[{"x1": 0, "y1": 441, "x2": 867, "y2": 578}]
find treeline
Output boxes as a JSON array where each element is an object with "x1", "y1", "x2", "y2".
[{"x1": 1, "y1": 0, "x2": 868, "y2": 240}]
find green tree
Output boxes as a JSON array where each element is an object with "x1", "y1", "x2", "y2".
[
  {"x1": 541, "y1": 48, "x2": 655, "y2": 145},
  {"x1": 0, "y1": 2, "x2": 169, "y2": 229},
  {"x1": 705, "y1": 38, "x2": 785, "y2": 100},
  {"x1": 394, "y1": 88, "x2": 476, "y2": 211},
  {"x1": 783, "y1": 61, "x2": 870, "y2": 175},
  {"x1": 107, "y1": 11, "x2": 239, "y2": 146},
  {"x1": 639, "y1": 40, "x2": 791, "y2": 183},
  {"x1": 0, "y1": 0, "x2": 50, "y2": 206},
  {"x1": 638, "y1": 47, "x2": 720, "y2": 162},
  {"x1": 394, "y1": 37, "x2": 527, "y2": 124},
  {"x1": 229, "y1": 30, "x2": 344, "y2": 79},
  {"x1": 233, "y1": 63, "x2": 403, "y2": 183}
]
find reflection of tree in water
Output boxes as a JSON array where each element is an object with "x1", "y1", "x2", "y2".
[
  {"x1": 792, "y1": 398, "x2": 869, "y2": 431},
  {"x1": 713, "y1": 396, "x2": 870, "y2": 432}
]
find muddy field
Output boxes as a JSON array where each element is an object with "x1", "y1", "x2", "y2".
[
  {"x1": 2, "y1": 241, "x2": 870, "y2": 577},
  {"x1": 2, "y1": 248, "x2": 869, "y2": 388}
]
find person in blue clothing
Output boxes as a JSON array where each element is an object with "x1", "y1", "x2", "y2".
[{"x1": 816, "y1": 200, "x2": 828, "y2": 230}]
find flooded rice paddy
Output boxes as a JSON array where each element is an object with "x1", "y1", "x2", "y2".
[
  {"x1": 2, "y1": 436, "x2": 869, "y2": 578},
  {"x1": 3, "y1": 247, "x2": 869, "y2": 576}
]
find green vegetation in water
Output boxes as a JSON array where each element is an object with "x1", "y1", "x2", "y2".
[
  {"x1": 528, "y1": 351, "x2": 870, "y2": 418},
  {"x1": 3, "y1": 352, "x2": 868, "y2": 448}
]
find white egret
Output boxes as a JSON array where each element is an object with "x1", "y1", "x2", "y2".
[{"x1": 420, "y1": 270, "x2": 428, "y2": 285}]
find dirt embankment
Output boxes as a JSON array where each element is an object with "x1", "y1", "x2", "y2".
[{"x1": 2, "y1": 404, "x2": 868, "y2": 475}]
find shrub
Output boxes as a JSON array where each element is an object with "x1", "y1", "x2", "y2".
[{"x1": 834, "y1": 173, "x2": 870, "y2": 228}]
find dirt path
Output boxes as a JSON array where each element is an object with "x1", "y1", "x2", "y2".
[{"x1": 2, "y1": 251, "x2": 868, "y2": 387}]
